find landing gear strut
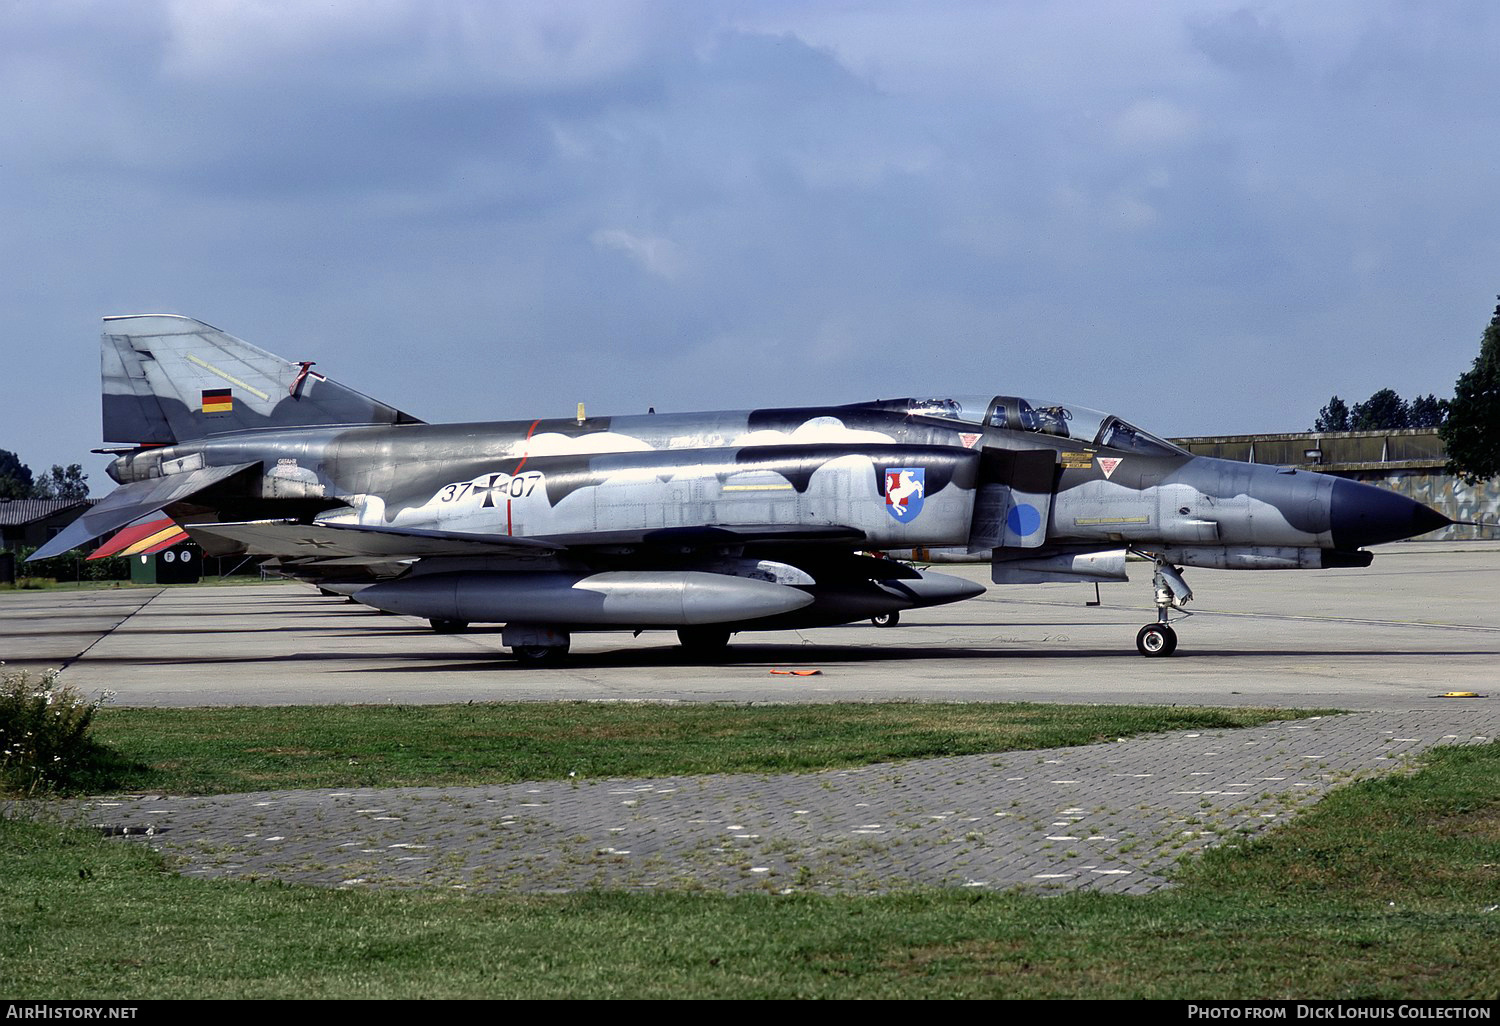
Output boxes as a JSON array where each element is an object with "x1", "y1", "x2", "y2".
[{"x1": 1135, "y1": 555, "x2": 1192, "y2": 658}]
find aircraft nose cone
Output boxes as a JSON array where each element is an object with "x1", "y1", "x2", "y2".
[{"x1": 1329, "y1": 477, "x2": 1451, "y2": 549}]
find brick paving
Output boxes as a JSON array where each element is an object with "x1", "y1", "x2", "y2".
[{"x1": 59, "y1": 707, "x2": 1500, "y2": 896}]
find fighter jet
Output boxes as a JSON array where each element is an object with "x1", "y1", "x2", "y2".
[{"x1": 32, "y1": 315, "x2": 1453, "y2": 661}]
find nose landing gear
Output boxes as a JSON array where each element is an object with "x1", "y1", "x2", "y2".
[{"x1": 1135, "y1": 555, "x2": 1192, "y2": 657}]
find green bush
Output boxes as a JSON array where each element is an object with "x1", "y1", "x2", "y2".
[
  {"x1": 13, "y1": 546, "x2": 131, "y2": 583},
  {"x1": 0, "y1": 666, "x2": 112, "y2": 795}
]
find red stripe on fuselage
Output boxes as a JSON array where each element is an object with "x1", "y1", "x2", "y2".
[{"x1": 508, "y1": 419, "x2": 542, "y2": 536}]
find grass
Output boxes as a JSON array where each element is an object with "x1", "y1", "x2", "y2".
[
  {"x1": 3, "y1": 739, "x2": 1497, "y2": 998},
  {"x1": 73, "y1": 701, "x2": 1330, "y2": 794},
  {"x1": 4, "y1": 700, "x2": 1494, "y2": 998}
]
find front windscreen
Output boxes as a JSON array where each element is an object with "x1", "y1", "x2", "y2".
[{"x1": 1094, "y1": 416, "x2": 1185, "y2": 456}]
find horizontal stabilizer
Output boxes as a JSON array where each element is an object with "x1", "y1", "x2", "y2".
[
  {"x1": 185, "y1": 520, "x2": 564, "y2": 560},
  {"x1": 28, "y1": 462, "x2": 260, "y2": 561},
  {"x1": 88, "y1": 514, "x2": 188, "y2": 559}
]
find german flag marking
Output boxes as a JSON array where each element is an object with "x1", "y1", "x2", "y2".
[{"x1": 201, "y1": 388, "x2": 233, "y2": 413}]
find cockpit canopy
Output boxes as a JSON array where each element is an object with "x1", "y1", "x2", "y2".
[{"x1": 901, "y1": 395, "x2": 1187, "y2": 457}]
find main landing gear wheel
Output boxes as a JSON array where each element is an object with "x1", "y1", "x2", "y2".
[
  {"x1": 871, "y1": 611, "x2": 900, "y2": 628},
  {"x1": 513, "y1": 642, "x2": 569, "y2": 665},
  {"x1": 1136, "y1": 623, "x2": 1177, "y2": 657},
  {"x1": 678, "y1": 626, "x2": 732, "y2": 658}
]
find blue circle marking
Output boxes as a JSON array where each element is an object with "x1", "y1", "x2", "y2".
[{"x1": 1006, "y1": 503, "x2": 1042, "y2": 537}]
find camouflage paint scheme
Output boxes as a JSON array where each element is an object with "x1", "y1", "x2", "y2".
[{"x1": 35, "y1": 315, "x2": 1451, "y2": 660}]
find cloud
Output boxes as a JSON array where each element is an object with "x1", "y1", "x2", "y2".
[
  {"x1": 1187, "y1": 7, "x2": 1294, "y2": 75},
  {"x1": 158, "y1": 0, "x2": 694, "y2": 94},
  {"x1": 1112, "y1": 99, "x2": 1200, "y2": 149},
  {"x1": 591, "y1": 229, "x2": 687, "y2": 280}
]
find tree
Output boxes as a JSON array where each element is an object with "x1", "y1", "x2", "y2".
[
  {"x1": 1408, "y1": 394, "x2": 1449, "y2": 429},
  {"x1": 0, "y1": 449, "x2": 34, "y2": 500},
  {"x1": 1350, "y1": 388, "x2": 1409, "y2": 431},
  {"x1": 1314, "y1": 396, "x2": 1350, "y2": 432},
  {"x1": 1441, "y1": 297, "x2": 1500, "y2": 483},
  {"x1": 30, "y1": 464, "x2": 89, "y2": 501}
]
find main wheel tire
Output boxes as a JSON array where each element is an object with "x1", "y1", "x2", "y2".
[
  {"x1": 871, "y1": 611, "x2": 900, "y2": 628},
  {"x1": 1135, "y1": 623, "x2": 1178, "y2": 657},
  {"x1": 513, "y1": 642, "x2": 569, "y2": 665},
  {"x1": 678, "y1": 626, "x2": 731, "y2": 657}
]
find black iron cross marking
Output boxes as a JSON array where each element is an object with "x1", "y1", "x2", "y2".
[{"x1": 474, "y1": 474, "x2": 507, "y2": 508}]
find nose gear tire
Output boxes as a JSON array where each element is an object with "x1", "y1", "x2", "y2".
[{"x1": 1136, "y1": 623, "x2": 1177, "y2": 657}]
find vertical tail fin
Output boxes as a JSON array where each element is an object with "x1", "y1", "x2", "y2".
[{"x1": 101, "y1": 314, "x2": 423, "y2": 445}]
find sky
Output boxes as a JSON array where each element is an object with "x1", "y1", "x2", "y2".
[{"x1": 4, "y1": 0, "x2": 1499, "y2": 493}]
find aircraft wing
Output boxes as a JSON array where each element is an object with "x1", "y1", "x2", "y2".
[
  {"x1": 29, "y1": 461, "x2": 261, "y2": 561},
  {"x1": 544, "y1": 524, "x2": 867, "y2": 549},
  {"x1": 185, "y1": 520, "x2": 565, "y2": 560},
  {"x1": 187, "y1": 520, "x2": 865, "y2": 563}
]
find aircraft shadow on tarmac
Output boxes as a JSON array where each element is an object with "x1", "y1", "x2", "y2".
[
  {"x1": 69, "y1": 642, "x2": 1500, "y2": 674},
  {"x1": 3, "y1": 626, "x2": 154, "y2": 639},
  {"x1": 101, "y1": 624, "x2": 378, "y2": 637}
]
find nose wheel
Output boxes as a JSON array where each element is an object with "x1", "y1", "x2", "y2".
[
  {"x1": 1135, "y1": 622, "x2": 1177, "y2": 657},
  {"x1": 1133, "y1": 553, "x2": 1192, "y2": 657}
]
